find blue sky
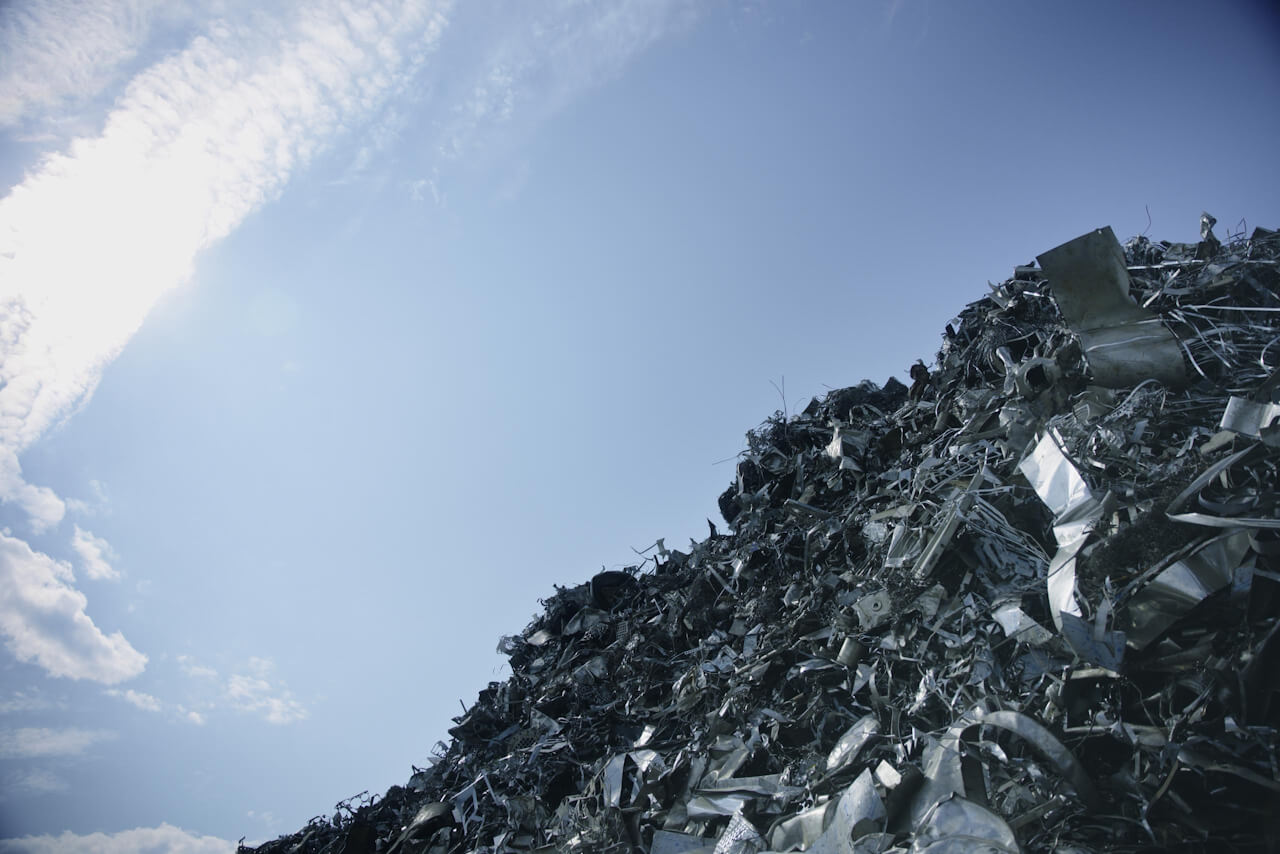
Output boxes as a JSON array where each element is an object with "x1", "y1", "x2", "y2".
[{"x1": 0, "y1": 0, "x2": 1277, "y2": 850}]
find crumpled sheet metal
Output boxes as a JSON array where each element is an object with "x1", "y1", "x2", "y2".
[
  {"x1": 1057, "y1": 611, "x2": 1125, "y2": 670},
  {"x1": 910, "y1": 795, "x2": 1019, "y2": 854},
  {"x1": 1036, "y1": 226, "x2": 1186, "y2": 388},
  {"x1": 851, "y1": 591, "x2": 892, "y2": 630},
  {"x1": 1120, "y1": 528, "x2": 1252, "y2": 648},
  {"x1": 715, "y1": 812, "x2": 765, "y2": 854},
  {"x1": 1166, "y1": 442, "x2": 1280, "y2": 529},
  {"x1": 911, "y1": 707, "x2": 1098, "y2": 829},
  {"x1": 1018, "y1": 430, "x2": 1102, "y2": 628},
  {"x1": 1036, "y1": 226, "x2": 1149, "y2": 330},
  {"x1": 765, "y1": 801, "x2": 831, "y2": 852},
  {"x1": 1018, "y1": 430, "x2": 1092, "y2": 520},
  {"x1": 910, "y1": 471, "x2": 981, "y2": 582},
  {"x1": 1075, "y1": 320, "x2": 1187, "y2": 391},
  {"x1": 991, "y1": 599, "x2": 1053, "y2": 647},
  {"x1": 1219, "y1": 395, "x2": 1280, "y2": 437},
  {"x1": 824, "y1": 715, "x2": 879, "y2": 776},
  {"x1": 774, "y1": 769, "x2": 884, "y2": 854}
]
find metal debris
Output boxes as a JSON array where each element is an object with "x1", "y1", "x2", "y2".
[
  {"x1": 243, "y1": 218, "x2": 1279, "y2": 854},
  {"x1": 1036, "y1": 226, "x2": 1187, "y2": 389}
]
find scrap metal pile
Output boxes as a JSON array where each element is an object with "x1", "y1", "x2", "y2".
[{"x1": 247, "y1": 218, "x2": 1280, "y2": 853}]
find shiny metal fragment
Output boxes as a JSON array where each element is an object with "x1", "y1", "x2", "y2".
[
  {"x1": 714, "y1": 812, "x2": 765, "y2": 854},
  {"x1": 766, "y1": 800, "x2": 832, "y2": 851},
  {"x1": 852, "y1": 591, "x2": 892, "y2": 630},
  {"x1": 806, "y1": 769, "x2": 886, "y2": 854},
  {"x1": 991, "y1": 599, "x2": 1053, "y2": 647},
  {"x1": 1220, "y1": 396, "x2": 1280, "y2": 438},
  {"x1": 825, "y1": 715, "x2": 880, "y2": 776},
  {"x1": 1166, "y1": 443, "x2": 1280, "y2": 529},
  {"x1": 911, "y1": 706, "x2": 1098, "y2": 828},
  {"x1": 1036, "y1": 226, "x2": 1186, "y2": 388},
  {"x1": 1018, "y1": 430, "x2": 1104, "y2": 627},
  {"x1": 909, "y1": 795, "x2": 1020, "y2": 854},
  {"x1": 1120, "y1": 528, "x2": 1251, "y2": 648}
]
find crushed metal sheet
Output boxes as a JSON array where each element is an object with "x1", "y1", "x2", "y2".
[
  {"x1": 1036, "y1": 226, "x2": 1186, "y2": 388},
  {"x1": 1120, "y1": 528, "x2": 1252, "y2": 648},
  {"x1": 910, "y1": 795, "x2": 1020, "y2": 854},
  {"x1": 804, "y1": 769, "x2": 885, "y2": 854},
  {"x1": 714, "y1": 812, "x2": 765, "y2": 854},
  {"x1": 825, "y1": 714, "x2": 880, "y2": 776},
  {"x1": 1220, "y1": 395, "x2": 1280, "y2": 437}
]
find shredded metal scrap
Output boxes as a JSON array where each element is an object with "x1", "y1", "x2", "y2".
[{"x1": 244, "y1": 219, "x2": 1280, "y2": 853}]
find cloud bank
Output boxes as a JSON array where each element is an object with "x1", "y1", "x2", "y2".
[{"x1": 0, "y1": 824, "x2": 234, "y2": 854}]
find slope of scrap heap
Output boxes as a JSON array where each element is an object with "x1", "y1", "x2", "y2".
[{"x1": 247, "y1": 217, "x2": 1280, "y2": 854}]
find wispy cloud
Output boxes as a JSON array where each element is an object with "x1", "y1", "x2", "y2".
[
  {"x1": 104, "y1": 688, "x2": 161, "y2": 712},
  {"x1": 0, "y1": 727, "x2": 115, "y2": 759},
  {"x1": 0, "y1": 690, "x2": 62, "y2": 715},
  {"x1": 226, "y1": 674, "x2": 307, "y2": 725},
  {"x1": 225, "y1": 658, "x2": 306, "y2": 725},
  {"x1": 70, "y1": 526, "x2": 120, "y2": 581},
  {"x1": 64, "y1": 480, "x2": 110, "y2": 518},
  {"x1": 0, "y1": 824, "x2": 234, "y2": 854},
  {"x1": 0, "y1": 532, "x2": 146, "y2": 683},
  {"x1": 427, "y1": 1, "x2": 699, "y2": 171},
  {"x1": 176, "y1": 655, "x2": 218, "y2": 681},
  {"x1": 103, "y1": 687, "x2": 211, "y2": 725},
  {"x1": 2, "y1": 767, "x2": 70, "y2": 798},
  {"x1": 102, "y1": 659, "x2": 303, "y2": 724}
]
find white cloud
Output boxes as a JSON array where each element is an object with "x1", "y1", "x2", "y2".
[
  {"x1": 0, "y1": 449, "x2": 64, "y2": 534},
  {"x1": 0, "y1": 727, "x2": 114, "y2": 759},
  {"x1": 226, "y1": 672, "x2": 307, "y2": 725},
  {"x1": 431, "y1": 0, "x2": 698, "y2": 166},
  {"x1": 105, "y1": 688, "x2": 161, "y2": 712},
  {"x1": 0, "y1": 0, "x2": 167, "y2": 127},
  {"x1": 64, "y1": 480, "x2": 110, "y2": 518},
  {"x1": 0, "y1": 691, "x2": 61, "y2": 715},
  {"x1": 70, "y1": 526, "x2": 120, "y2": 581},
  {"x1": 0, "y1": 532, "x2": 147, "y2": 683},
  {"x1": 62, "y1": 500, "x2": 90, "y2": 516},
  {"x1": 2, "y1": 767, "x2": 69, "y2": 797},
  {"x1": 175, "y1": 656, "x2": 302, "y2": 724},
  {"x1": 0, "y1": 824, "x2": 235, "y2": 854},
  {"x1": 176, "y1": 655, "x2": 218, "y2": 680}
]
